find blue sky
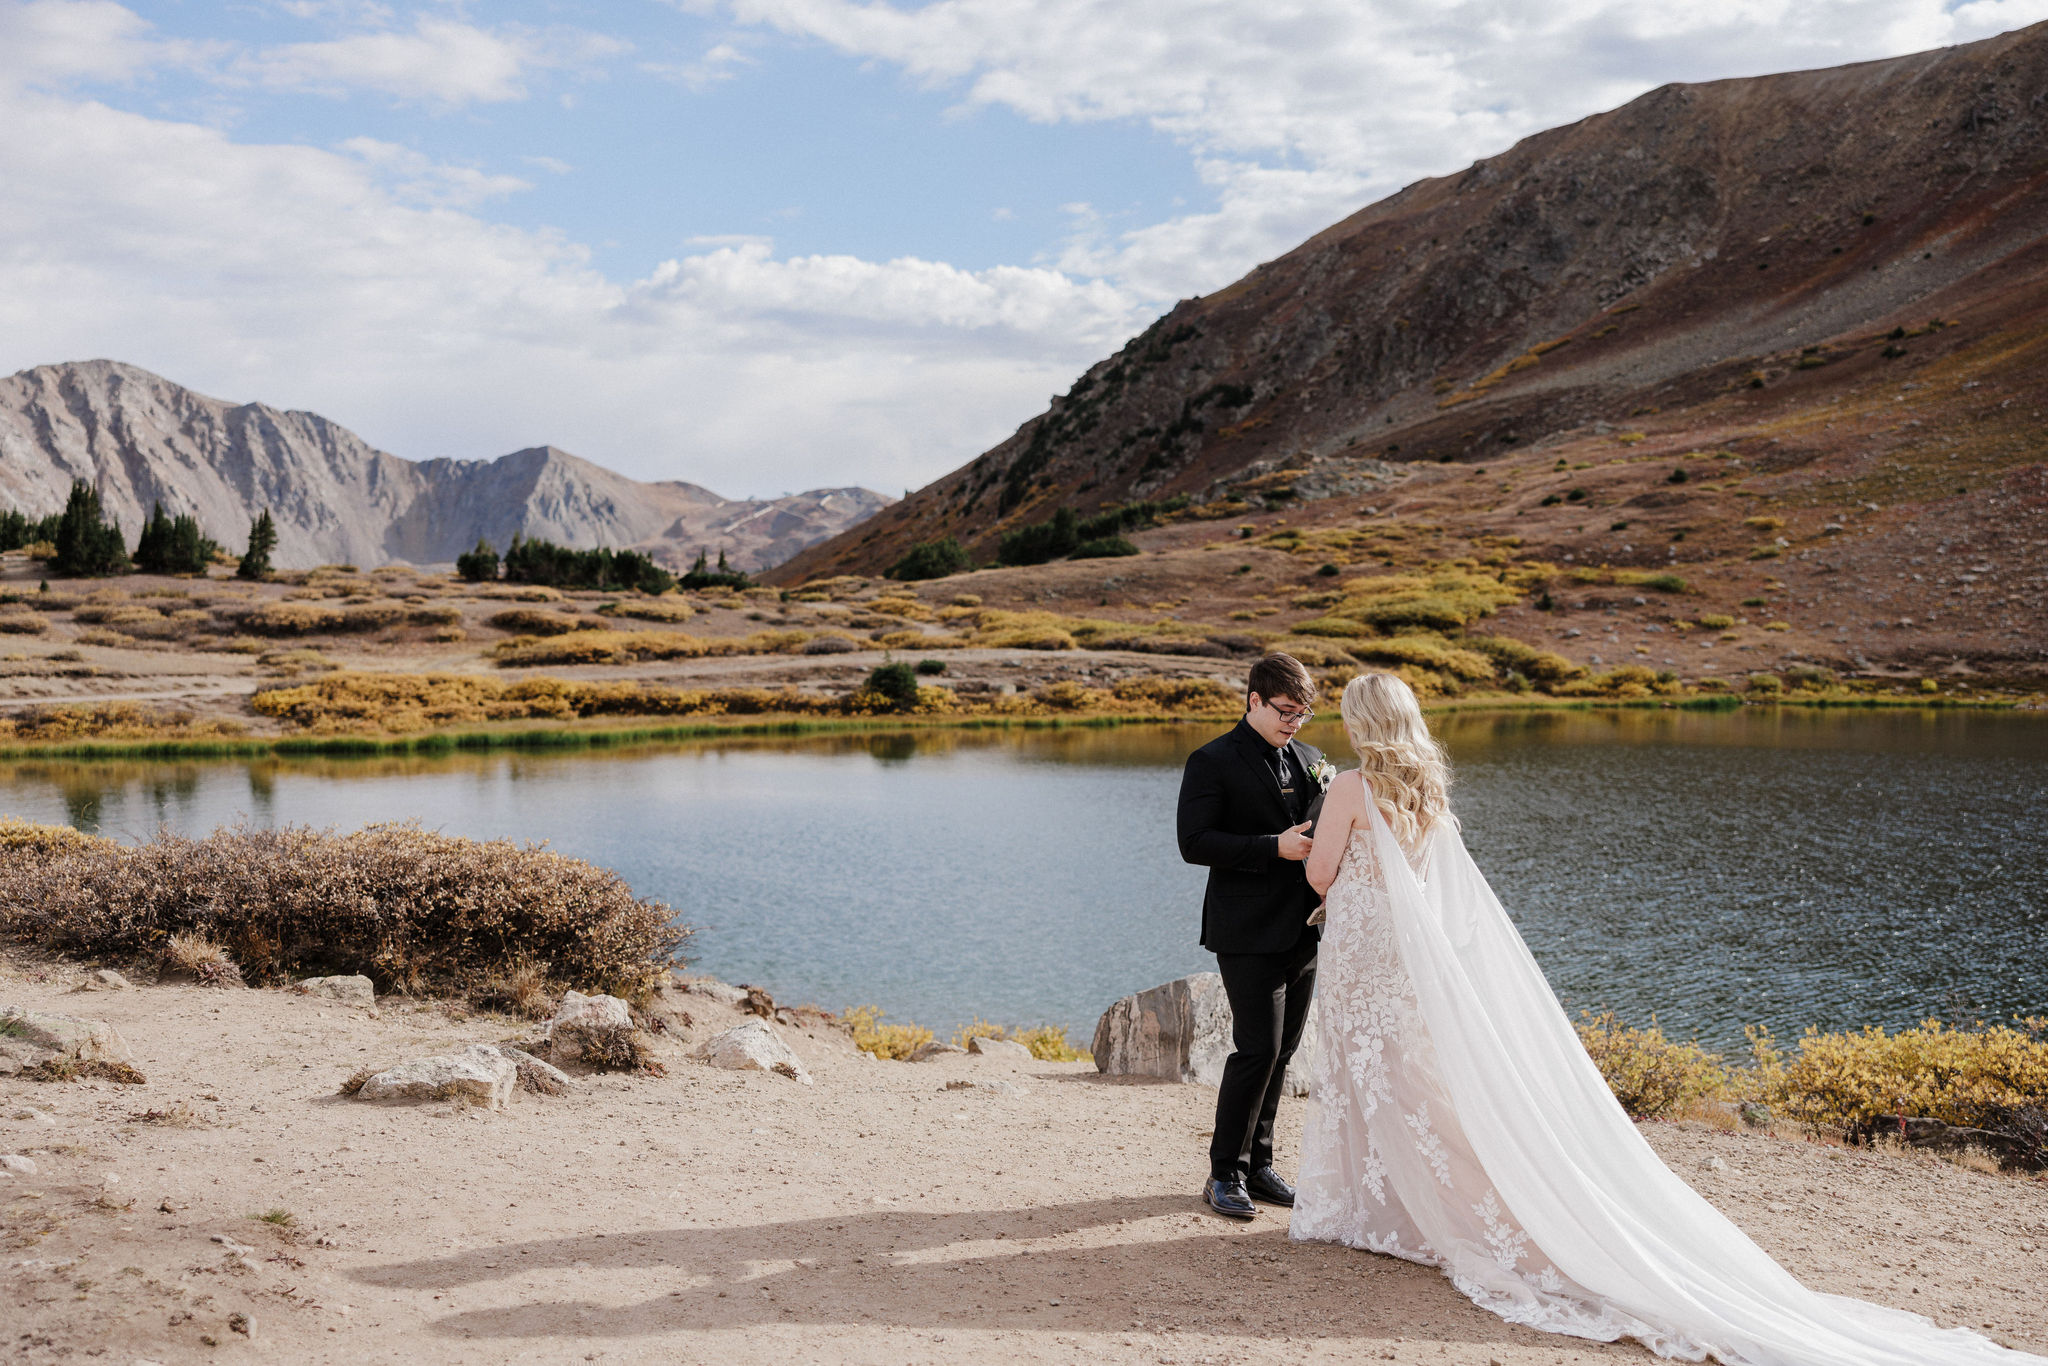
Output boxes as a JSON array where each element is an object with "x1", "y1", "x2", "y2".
[{"x1": 1, "y1": 0, "x2": 2042, "y2": 497}]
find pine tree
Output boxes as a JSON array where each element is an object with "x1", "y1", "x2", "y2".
[
  {"x1": 50, "y1": 480, "x2": 130, "y2": 578},
  {"x1": 166, "y1": 513, "x2": 217, "y2": 574},
  {"x1": 455, "y1": 537, "x2": 500, "y2": 582},
  {"x1": 133, "y1": 502, "x2": 173, "y2": 573},
  {"x1": 237, "y1": 509, "x2": 277, "y2": 580}
]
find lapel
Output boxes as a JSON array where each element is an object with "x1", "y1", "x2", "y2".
[{"x1": 1232, "y1": 721, "x2": 1291, "y2": 824}]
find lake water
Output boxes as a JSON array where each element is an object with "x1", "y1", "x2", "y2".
[{"x1": 2, "y1": 708, "x2": 2043, "y2": 1053}]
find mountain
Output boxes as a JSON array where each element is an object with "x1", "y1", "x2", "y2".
[
  {"x1": 775, "y1": 22, "x2": 2048, "y2": 584},
  {"x1": 0, "y1": 360, "x2": 891, "y2": 572}
]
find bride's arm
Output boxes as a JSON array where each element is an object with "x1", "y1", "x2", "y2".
[{"x1": 1305, "y1": 771, "x2": 1364, "y2": 897}]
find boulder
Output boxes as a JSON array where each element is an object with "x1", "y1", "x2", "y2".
[
  {"x1": 0, "y1": 1006, "x2": 145, "y2": 1082},
  {"x1": 694, "y1": 1020, "x2": 812, "y2": 1085},
  {"x1": 547, "y1": 991, "x2": 635, "y2": 1063},
  {"x1": 966, "y1": 1036, "x2": 1033, "y2": 1062},
  {"x1": 0, "y1": 1154, "x2": 35, "y2": 1175},
  {"x1": 489, "y1": 1045, "x2": 574, "y2": 1096},
  {"x1": 906, "y1": 1041, "x2": 966, "y2": 1063},
  {"x1": 1092, "y1": 974, "x2": 1317, "y2": 1097},
  {"x1": 354, "y1": 1045, "x2": 518, "y2": 1110},
  {"x1": 296, "y1": 975, "x2": 375, "y2": 1008},
  {"x1": 74, "y1": 969, "x2": 132, "y2": 992}
]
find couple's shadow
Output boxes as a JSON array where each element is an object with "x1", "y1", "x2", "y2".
[{"x1": 356, "y1": 1193, "x2": 1574, "y2": 1348}]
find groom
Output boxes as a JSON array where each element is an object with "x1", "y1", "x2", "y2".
[{"x1": 1176, "y1": 652, "x2": 1324, "y2": 1220}]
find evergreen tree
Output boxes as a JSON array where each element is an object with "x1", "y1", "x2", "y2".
[
  {"x1": 237, "y1": 509, "x2": 277, "y2": 581},
  {"x1": 50, "y1": 481, "x2": 130, "y2": 578},
  {"x1": 456, "y1": 537, "x2": 500, "y2": 582},
  {"x1": 166, "y1": 513, "x2": 218, "y2": 574},
  {"x1": 132, "y1": 502, "x2": 171, "y2": 573}
]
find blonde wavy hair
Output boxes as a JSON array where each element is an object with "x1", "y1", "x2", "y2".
[{"x1": 1340, "y1": 672, "x2": 1453, "y2": 849}]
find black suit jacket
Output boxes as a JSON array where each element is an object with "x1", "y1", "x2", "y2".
[{"x1": 1176, "y1": 718, "x2": 1325, "y2": 955}]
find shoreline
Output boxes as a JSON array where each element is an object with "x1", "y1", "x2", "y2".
[
  {"x1": 0, "y1": 691, "x2": 2028, "y2": 761},
  {"x1": 3, "y1": 954, "x2": 2043, "y2": 1365}
]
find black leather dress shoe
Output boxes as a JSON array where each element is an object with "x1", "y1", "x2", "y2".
[
  {"x1": 1246, "y1": 1166, "x2": 1296, "y2": 1207},
  {"x1": 1202, "y1": 1177, "x2": 1257, "y2": 1220}
]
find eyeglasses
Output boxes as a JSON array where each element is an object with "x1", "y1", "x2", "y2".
[{"x1": 1267, "y1": 702, "x2": 1314, "y2": 725}]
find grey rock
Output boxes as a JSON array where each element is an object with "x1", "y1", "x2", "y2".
[
  {"x1": 942, "y1": 1078, "x2": 1024, "y2": 1095},
  {"x1": 0, "y1": 1006, "x2": 141, "y2": 1078},
  {"x1": 547, "y1": 990, "x2": 635, "y2": 1063},
  {"x1": 966, "y1": 1036, "x2": 1033, "y2": 1061},
  {"x1": 296, "y1": 975, "x2": 375, "y2": 1008},
  {"x1": 75, "y1": 970, "x2": 132, "y2": 992},
  {"x1": 906, "y1": 1042, "x2": 966, "y2": 1063},
  {"x1": 693, "y1": 1019, "x2": 812, "y2": 1084},
  {"x1": 0, "y1": 360, "x2": 891, "y2": 571},
  {"x1": 0, "y1": 1154, "x2": 35, "y2": 1175},
  {"x1": 488, "y1": 1045, "x2": 574, "y2": 1096},
  {"x1": 1092, "y1": 974, "x2": 1316, "y2": 1097},
  {"x1": 354, "y1": 1045, "x2": 518, "y2": 1110}
]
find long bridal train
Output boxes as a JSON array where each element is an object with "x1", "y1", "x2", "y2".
[{"x1": 1291, "y1": 807, "x2": 2045, "y2": 1366}]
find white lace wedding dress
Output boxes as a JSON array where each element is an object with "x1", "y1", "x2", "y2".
[{"x1": 1290, "y1": 807, "x2": 2044, "y2": 1365}]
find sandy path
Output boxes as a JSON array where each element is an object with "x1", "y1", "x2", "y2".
[{"x1": 4, "y1": 964, "x2": 2044, "y2": 1365}]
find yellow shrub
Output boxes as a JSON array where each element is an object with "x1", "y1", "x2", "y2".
[
  {"x1": 1576, "y1": 1012, "x2": 1729, "y2": 1119},
  {"x1": 867, "y1": 596, "x2": 934, "y2": 621},
  {"x1": 1334, "y1": 570, "x2": 1525, "y2": 631},
  {"x1": 0, "y1": 817, "x2": 114, "y2": 860},
  {"x1": 1699, "y1": 613, "x2": 1735, "y2": 629},
  {"x1": 1348, "y1": 634, "x2": 1496, "y2": 681},
  {"x1": 844, "y1": 1005, "x2": 933, "y2": 1060},
  {"x1": 1757, "y1": 1019, "x2": 2048, "y2": 1137},
  {"x1": 1109, "y1": 676, "x2": 1237, "y2": 712}
]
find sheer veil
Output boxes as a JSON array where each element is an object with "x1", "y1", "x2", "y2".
[{"x1": 1312, "y1": 799, "x2": 2045, "y2": 1365}]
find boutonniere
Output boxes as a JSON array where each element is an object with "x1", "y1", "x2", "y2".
[{"x1": 1308, "y1": 758, "x2": 1337, "y2": 792}]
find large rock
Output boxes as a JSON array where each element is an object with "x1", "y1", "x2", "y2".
[
  {"x1": 354, "y1": 1045, "x2": 517, "y2": 1110},
  {"x1": 490, "y1": 1045, "x2": 574, "y2": 1096},
  {"x1": 1092, "y1": 974, "x2": 1317, "y2": 1097},
  {"x1": 0, "y1": 1006, "x2": 145, "y2": 1082},
  {"x1": 296, "y1": 975, "x2": 375, "y2": 1008},
  {"x1": 694, "y1": 1020, "x2": 812, "y2": 1085},
  {"x1": 547, "y1": 991, "x2": 635, "y2": 1063}
]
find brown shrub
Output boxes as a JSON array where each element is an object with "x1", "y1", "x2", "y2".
[
  {"x1": 486, "y1": 608, "x2": 588, "y2": 635},
  {"x1": 0, "y1": 704, "x2": 248, "y2": 743},
  {"x1": 579, "y1": 1021, "x2": 665, "y2": 1074},
  {"x1": 597, "y1": 597, "x2": 694, "y2": 623},
  {"x1": 0, "y1": 613, "x2": 50, "y2": 635},
  {"x1": 0, "y1": 822, "x2": 688, "y2": 999},
  {"x1": 162, "y1": 931, "x2": 246, "y2": 988},
  {"x1": 0, "y1": 817, "x2": 114, "y2": 860},
  {"x1": 471, "y1": 963, "x2": 556, "y2": 1020},
  {"x1": 406, "y1": 603, "x2": 464, "y2": 626}
]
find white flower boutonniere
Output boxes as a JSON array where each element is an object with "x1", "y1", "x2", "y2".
[{"x1": 1308, "y1": 758, "x2": 1337, "y2": 792}]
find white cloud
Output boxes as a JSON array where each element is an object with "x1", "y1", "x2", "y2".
[
  {"x1": 233, "y1": 16, "x2": 626, "y2": 107},
  {"x1": 642, "y1": 40, "x2": 752, "y2": 91},
  {"x1": 0, "y1": 69, "x2": 1142, "y2": 496},
  {"x1": 0, "y1": 0, "x2": 206, "y2": 86}
]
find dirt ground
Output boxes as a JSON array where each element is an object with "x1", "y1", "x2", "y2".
[{"x1": 4, "y1": 959, "x2": 2045, "y2": 1366}]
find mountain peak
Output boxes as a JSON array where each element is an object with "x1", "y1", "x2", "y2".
[{"x1": 0, "y1": 361, "x2": 890, "y2": 570}]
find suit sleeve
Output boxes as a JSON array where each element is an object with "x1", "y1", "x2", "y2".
[{"x1": 1177, "y1": 748, "x2": 1276, "y2": 872}]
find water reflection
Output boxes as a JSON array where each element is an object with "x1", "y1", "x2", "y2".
[{"x1": 1, "y1": 708, "x2": 2042, "y2": 1051}]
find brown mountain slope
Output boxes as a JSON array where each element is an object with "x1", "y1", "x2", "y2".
[
  {"x1": 776, "y1": 22, "x2": 2048, "y2": 590},
  {"x1": 0, "y1": 361, "x2": 891, "y2": 571}
]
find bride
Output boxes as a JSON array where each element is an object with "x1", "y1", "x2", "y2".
[{"x1": 1291, "y1": 671, "x2": 2043, "y2": 1365}]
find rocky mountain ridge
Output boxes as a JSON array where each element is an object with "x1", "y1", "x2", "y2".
[
  {"x1": 777, "y1": 22, "x2": 2048, "y2": 584},
  {"x1": 0, "y1": 360, "x2": 890, "y2": 571}
]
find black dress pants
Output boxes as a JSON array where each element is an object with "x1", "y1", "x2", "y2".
[{"x1": 1208, "y1": 935, "x2": 1318, "y2": 1182}]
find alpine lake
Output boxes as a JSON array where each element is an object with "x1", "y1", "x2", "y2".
[{"x1": 3, "y1": 706, "x2": 2043, "y2": 1055}]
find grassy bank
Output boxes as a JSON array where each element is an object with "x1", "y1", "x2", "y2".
[{"x1": 0, "y1": 685, "x2": 2023, "y2": 760}]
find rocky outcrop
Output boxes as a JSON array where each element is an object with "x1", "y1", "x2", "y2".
[
  {"x1": 0, "y1": 360, "x2": 891, "y2": 571},
  {"x1": 694, "y1": 1020, "x2": 812, "y2": 1084},
  {"x1": 353, "y1": 1045, "x2": 518, "y2": 1110},
  {"x1": 1093, "y1": 974, "x2": 1315, "y2": 1097},
  {"x1": 0, "y1": 1006, "x2": 144, "y2": 1082}
]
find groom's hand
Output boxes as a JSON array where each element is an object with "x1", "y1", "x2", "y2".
[{"x1": 1277, "y1": 821, "x2": 1314, "y2": 861}]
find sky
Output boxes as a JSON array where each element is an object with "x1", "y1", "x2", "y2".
[{"x1": 2, "y1": 1, "x2": 2043, "y2": 499}]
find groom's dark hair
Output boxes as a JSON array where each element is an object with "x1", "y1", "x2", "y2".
[{"x1": 1246, "y1": 653, "x2": 1315, "y2": 709}]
